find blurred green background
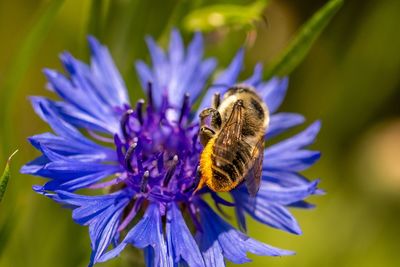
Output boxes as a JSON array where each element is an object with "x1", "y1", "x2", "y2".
[{"x1": 1, "y1": 0, "x2": 400, "y2": 266}]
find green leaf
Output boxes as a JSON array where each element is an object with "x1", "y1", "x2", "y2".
[
  {"x1": 0, "y1": 150, "x2": 18, "y2": 203},
  {"x1": 265, "y1": 0, "x2": 343, "y2": 79},
  {"x1": 183, "y1": 0, "x2": 269, "y2": 32}
]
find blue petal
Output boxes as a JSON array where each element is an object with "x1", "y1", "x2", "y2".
[
  {"x1": 264, "y1": 121, "x2": 321, "y2": 172},
  {"x1": 262, "y1": 170, "x2": 314, "y2": 187},
  {"x1": 44, "y1": 67, "x2": 106, "y2": 119},
  {"x1": 135, "y1": 60, "x2": 154, "y2": 92},
  {"x1": 22, "y1": 144, "x2": 121, "y2": 191},
  {"x1": 266, "y1": 113, "x2": 305, "y2": 139},
  {"x1": 264, "y1": 170, "x2": 325, "y2": 196},
  {"x1": 137, "y1": 31, "x2": 216, "y2": 114},
  {"x1": 20, "y1": 155, "x2": 50, "y2": 175},
  {"x1": 189, "y1": 58, "x2": 217, "y2": 103},
  {"x1": 166, "y1": 202, "x2": 205, "y2": 267},
  {"x1": 234, "y1": 202, "x2": 247, "y2": 233},
  {"x1": 257, "y1": 77, "x2": 289, "y2": 113},
  {"x1": 186, "y1": 32, "x2": 203, "y2": 67},
  {"x1": 174, "y1": 33, "x2": 217, "y2": 106},
  {"x1": 23, "y1": 97, "x2": 122, "y2": 190},
  {"x1": 28, "y1": 132, "x2": 115, "y2": 162},
  {"x1": 55, "y1": 190, "x2": 131, "y2": 266},
  {"x1": 57, "y1": 53, "x2": 107, "y2": 116},
  {"x1": 197, "y1": 200, "x2": 293, "y2": 265},
  {"x1": 144, "y1": 247, "x2": 156, "y2": 267},
  {"x1": 23, "y1": 154, "x2": 119, "y2": 178},
  {"x1": 196, "y1": 223, "x2": 225, "y2": 267},
  {"x1": 245, "y1": 238, "x2": 294, "y2": 257},
  {"x1": 144, "y1": 36, "x2": 167, "y2": 108},
  {"x1": 32, "y1": 185, "x2": 63, "y2": 203},
  {"x1": 31, "y1": 97, "x2": 93, "y2": 142},
  {"x1": 265, "y1": 150, "x2": 321, "y2": 172},
  {"x1": 30, "y1": 97, "x2": 119, "y2": 152},
  {"x1": 239, "y1": 180, "x2": 319, "y2": 206},
  {"x1": 22, "y1": 160, "x2": 120, "y2": 192},
  {"x1": 213, "y1": 48, "x2": 244, "y2": 86},
  {"x1": 99, "y1": 202, "x2": 169, "y2": 266},
  {"x1": 231, "y1": 192, "x2": 302, "y2": 235},
  {"x1": 88, "y1": 36, "x2": 129, "y2": 107},
  {"x1": 196, "y1": 49, "x2": 244, "y2": 116},
  {"x1": 266, "y1": 121, "x2": 321, "y2": 155},
  {"x1": 49, "y1": 100, "x2": 119, "y2": 134},
  {"x1": 288, "y1": 201, "x2": 316, "y2": 209},
  {"x1": 43, "y1": 38, "x2": 129, "y2": 135},
  {"x1": 146, "y1": 36, "x2": 168, "y2": 79},
  {"x1": 243, "y1": 63, "x2": 263, "y2": 86},
  {"x1": 169, "y1": 29, "x2": 184, "y2": 66},
  {"x1": 44, "y1": 168, "x2": 120, "y2": 191},
  {"x1": 166, "y1": 226, "x2": 179, "y2": 267}
]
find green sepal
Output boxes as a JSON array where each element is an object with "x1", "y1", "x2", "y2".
[{"x1": 0, "y1": 150, "x2": 18, "y2": 203}]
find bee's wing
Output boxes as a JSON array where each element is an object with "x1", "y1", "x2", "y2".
[
  {"x1": 220, "y1": 101, "x2": 243, "y2": 145},
  {"x1": 214, "y1": 101, "x2": 244, "y2": 162},
  {"x1": 245, "y1": 137, "x2": 264, "y2": 197}
]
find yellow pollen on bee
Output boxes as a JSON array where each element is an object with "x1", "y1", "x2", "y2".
[{"x1": 196, "y1": 137, "x2": 216, "y2": 191}]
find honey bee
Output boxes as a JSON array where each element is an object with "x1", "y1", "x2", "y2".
[{"x1": 195, "y1": 84, "x2": 269, "y2": 196}]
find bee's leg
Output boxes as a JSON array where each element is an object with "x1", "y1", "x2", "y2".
[
  {"x1": 212, "y1": 92, "x2": 221, "y2": 109},
  {"x1": 199, "y1": 126, "x2": 215, "y2": 147},
  {"x1": 199, "y1": 108, "x2": 222, "y2": 129}
]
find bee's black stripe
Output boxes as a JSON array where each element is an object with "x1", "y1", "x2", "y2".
[
  {"x1": 250, "y1": 97, "x2": 265, "y2": 120},
  {"x1": 235, "y1": 148, "x2": 252, "y2": 176},
  {"x1": 242, "y1": 125, "x2": 256, "y2": 136},
  {"x1": 232, "y1": 157, "x2": 246, "y2": 176},
  {"x1": 220, "y1": 163, "x2": 240, "y2": 180},
  {"x1": 212, "y1": 152, "x2": 242, "y2": 178},
  {"x1": 211, "y1": 153, "x2": 231, "y2": 165},
  {"x1": 236, "y1": 148, "x2": 251, "y2": 165},
  {"x1": 212, "y1": 165, "x2": 234, "y2": 183},
  {"x1": 212, "y1": 140, "x2": 252, "y2": 178}
]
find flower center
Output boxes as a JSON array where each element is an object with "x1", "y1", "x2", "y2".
[{"x1": 114, "y1": 85, "x2": 202, "y2": 203}]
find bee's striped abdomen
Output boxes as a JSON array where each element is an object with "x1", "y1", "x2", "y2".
[
  {"x1": 210, "y1": 165, "x2": 233, "y2": 191},
  {"x1": 209, "y1": 142, "x2": 252, "y2": 191}
]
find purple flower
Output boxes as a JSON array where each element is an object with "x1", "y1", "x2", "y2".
[{"x1": 22, "y1": 30, "x2": 321, "y2": 267}]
